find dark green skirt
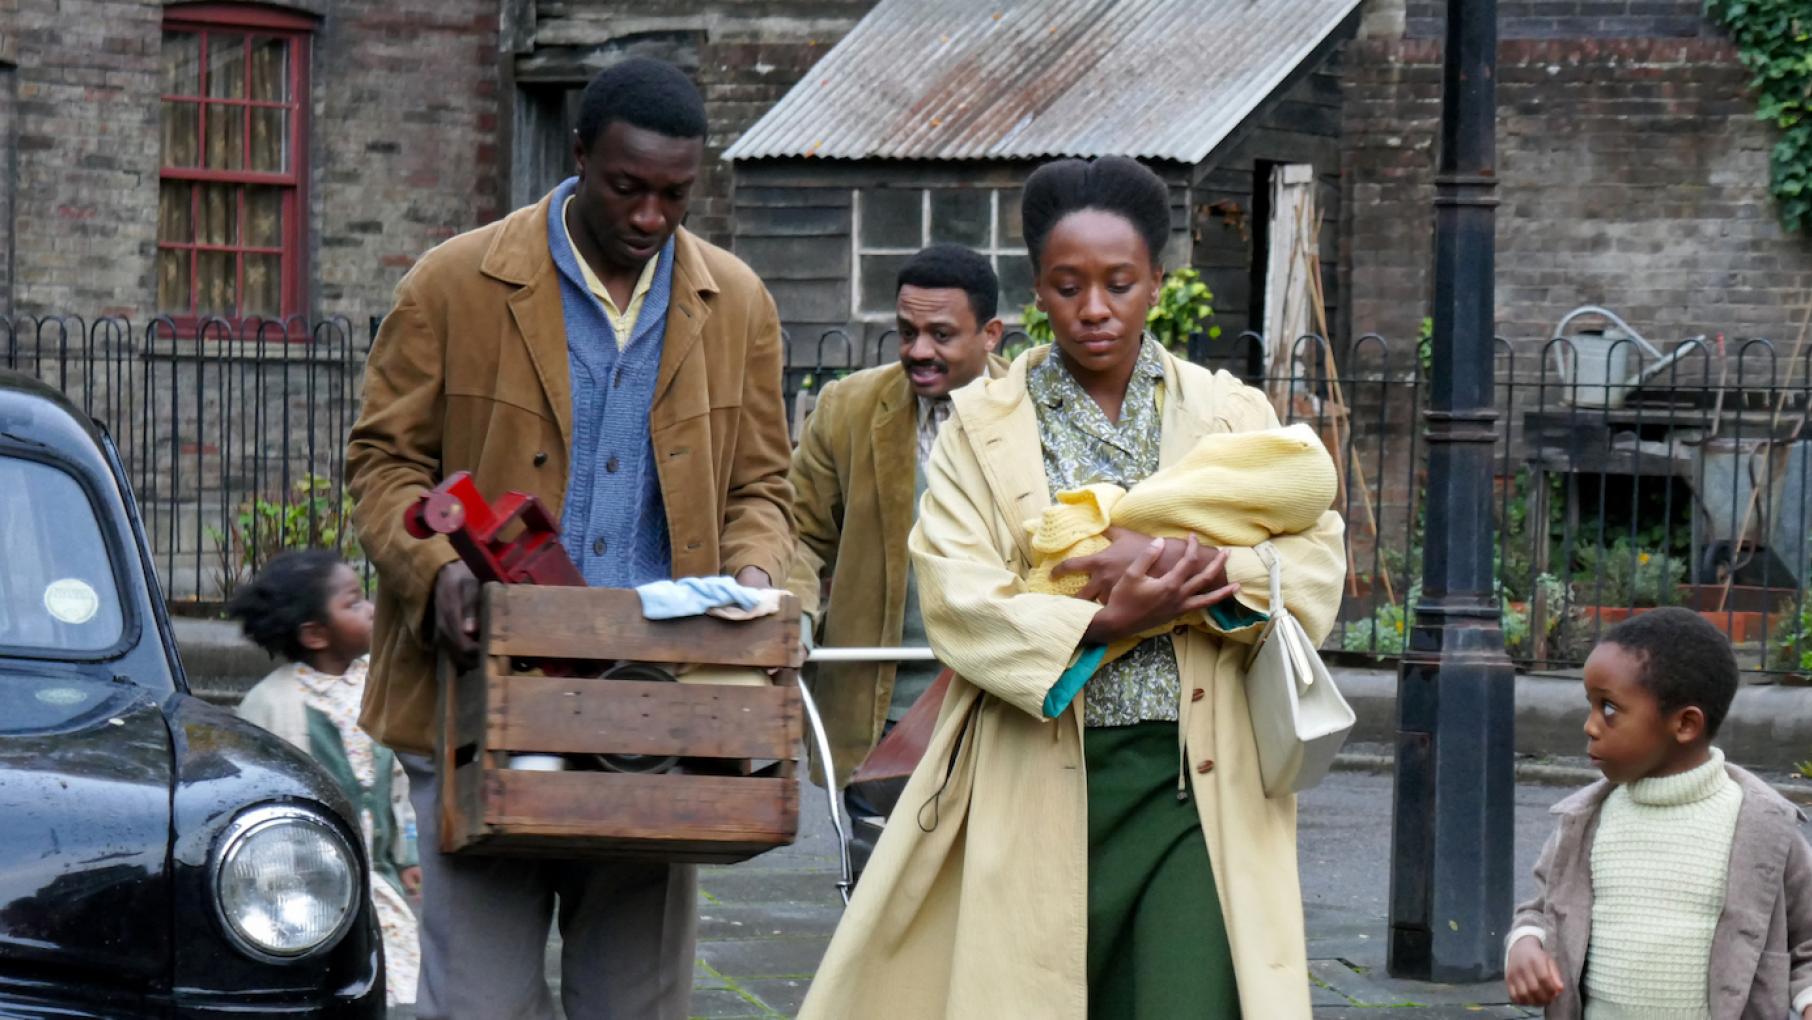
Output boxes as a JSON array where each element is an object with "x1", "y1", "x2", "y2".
[{"x1": 1086, "y1": 721, "x2": 1241, "y2": 1020}]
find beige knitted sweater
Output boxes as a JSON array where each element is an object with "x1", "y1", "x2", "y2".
[{"x1": 1583, "y1": 747, "x2": 1742, "y2": 1020}]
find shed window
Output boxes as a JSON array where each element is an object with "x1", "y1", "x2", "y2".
[
  {"x1": 852, "y1": 188, "x2": 1032, "y2": 321},
  {"x1": 157, "y1": 5, "x2": 312, "y2": 325}
]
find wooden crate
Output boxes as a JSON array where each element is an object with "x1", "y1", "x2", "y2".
[{"x1": 436, "y1": 583, "x2": 806, "y2": 863}]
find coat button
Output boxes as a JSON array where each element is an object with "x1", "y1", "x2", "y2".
[
  {"x1": 1191, "y1": 688, "x2": 1205, "y2": 703},
  {"x1": 1195, "y1": 759, "x2": 1215, "y2": 774},
  {"x1": 606, "y1": 456, "x2": 620, "y2": 473},
  {"x1": 533, "y1": 451, "x2": 548, "y2": 466},
  {"x1": 592, "y1": 537, "x2": 607, "y2": 556}
]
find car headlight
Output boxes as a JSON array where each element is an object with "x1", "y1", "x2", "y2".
[{"x1": 212, "y1": 804, "x2": 359, "y2": 962}]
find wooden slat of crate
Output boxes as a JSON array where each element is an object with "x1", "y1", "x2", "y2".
[
  {"x1": 485, "y1": 584, "x2": 804, "y2": 670},
  {"x1": 446, "y1": 770, "x2": 798, "y2": 863},
  {"x1": 488, "y1": 674, "x2": 801, "y2": 759}
]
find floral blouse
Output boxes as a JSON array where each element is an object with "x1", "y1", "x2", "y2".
[{"x1": 1029, "y1": 338, "x2": 1182, "y2": 727}]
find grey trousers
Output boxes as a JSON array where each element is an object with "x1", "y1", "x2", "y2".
[{"x1": 401, "y1": 754, "x2": 697, "y2": 1020}]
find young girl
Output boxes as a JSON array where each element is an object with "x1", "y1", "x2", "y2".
[
  {"x1": 799, "y1": 157, "x2": 1346, "y2": 1019},
  {"x1": 229, "y1": 549, "x2": 421, "y2": 1007}
]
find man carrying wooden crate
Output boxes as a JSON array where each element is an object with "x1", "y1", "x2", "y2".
[
  {"x1": 346, "y1": 58, "x2": 793, "y2": 1020},
  {"x1": 784, "y1": 244, "x2": 1007, "y2": 878}
]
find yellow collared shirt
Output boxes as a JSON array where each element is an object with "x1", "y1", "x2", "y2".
[{"x1": 562, "y1": 196, "x2": 660, "y2": 351}]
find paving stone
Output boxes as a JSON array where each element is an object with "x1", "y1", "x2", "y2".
[
  {"x1": 700, "y1": 901, "x2": 844, "y2": 941},
  {"x1": 687, "y1": 988, "x2": 774, "y2": 1019},
  {"x1": 741, "y1": 977, "x2": 812, "y2": 1016},
  {"x1": 698, "y1": 868, "x2": 846, "y2": 906},
  {"x1": 697, "y1": 935, "x2": 831, "y2": 980}
]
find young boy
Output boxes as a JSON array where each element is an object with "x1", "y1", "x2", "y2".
[{"x1": 1506, "y1": 606, "x2": 1812, "y2": 1018}]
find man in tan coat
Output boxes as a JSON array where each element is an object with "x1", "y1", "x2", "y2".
[
  {"x1": 346, "y1": 59, "x2": 791, "y2": 1020},
  {"x1": 785, "y1": 244, "x2": 1005, "y2": 871}
]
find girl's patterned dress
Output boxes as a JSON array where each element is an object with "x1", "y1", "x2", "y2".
[{"x1": 237, "y1": 656, "x2": 421, "y2": 1005}]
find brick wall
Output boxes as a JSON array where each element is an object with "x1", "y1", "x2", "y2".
[
  {"x1": 0, "y1": 65, "x2": 14, "y2": 319},
  {"x1": 525, "y1": 0, "x2": 877, "y2": 248},
  {"x1": 1342, "y1": 35, "x2": 1812, "y2": 366},
  {"x1": 3, "y1": 0, "x2": 500, "y2": 321},
  {"x1": 8, "y1": 0, "x2": 163, "y2": 316},
  {"x1": 1404, "y1": 0, "x2": 1715, "y2": 40},
  {"x1": 313, "y1": 1, "x2": 501, "y2": 313}
]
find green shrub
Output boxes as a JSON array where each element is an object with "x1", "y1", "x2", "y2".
[{"x1": 207, "y1": 473, "x2": 364, "y2": 599}]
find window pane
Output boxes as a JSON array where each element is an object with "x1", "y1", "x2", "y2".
[
  {"x1": 858, "y1": 190, "x2": 920, "y2": 249},
  {"x1": 249, "y1": 108, "x2": 288, "y2": 173},
  {"x1": 161, "y1": 102, "x2": 200, "y2": 168},
  {"x1": 859, "y1": 254, "x2": 912, "y2": 315},
  {"x1": 249, "y1": 37, "x2": 290, "y2": 103},
  {"x1": 244, "y1": 254, "x2": 280, "y2": 318},
  {"x1": 930, "y1": 189, "x2": 989, "y2": 247},
  {"x1": 0, "y1": 458, "x2": 125, "y2": 652},
  {"x1": 998, "y1": 254, "x2": 1035, "y2": 314},
  {"x1": 157, "y1": 249, "x2": 192, "y2": 313},
  {"x1": 197, "y1": 251, "x2": 235, "y2": 316},
  {"x1": 245, "y1": 188, "x2": 283, "y2": 247},
  {"x1": 998, "y1": 187, "x2": 1024, "y2": 247},
  {"x1": 157, "y1": 181, "x2": 194, "y2": 243},
  {"x1": 163, "y1": 30, "x2": 202, "y2": 96},
  {"x1": 205, "y1": 104, "x2": 245, "y2": 170},
  {"x1": 207, "y1": 34, "x2": 246, "y2": 99},
  {"x1": 197, "y1": 184, "x2": 237, "y2": 246}
]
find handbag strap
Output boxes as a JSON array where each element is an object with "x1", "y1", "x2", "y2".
[{"x1": 1254, "y1": 540, "x2": 1284, "y2": 612}]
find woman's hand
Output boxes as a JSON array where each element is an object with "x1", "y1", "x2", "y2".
[
  {"x1": 1504, "y1": 936, "x2": 1564, "y2": 1006},
  {"x1": 1081, "y1": 536, "x2": 1238, "y2": 644},
  {"x1": 1053, "y1": 526, "x2": 1195, "y2": 602}
]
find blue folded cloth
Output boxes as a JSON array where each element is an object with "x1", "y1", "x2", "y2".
[{"x1": 635, "y1": 576, "x2": 763, "y2": 620}]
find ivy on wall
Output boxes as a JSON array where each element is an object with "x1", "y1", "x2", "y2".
[{"x1": 1705, "y1": 0, "x2": 1812, "y2": 232}]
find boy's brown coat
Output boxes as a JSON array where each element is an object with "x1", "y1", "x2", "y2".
[{"x1": 1511, "y1": 763, "x2": 1812, "y2": 1018}]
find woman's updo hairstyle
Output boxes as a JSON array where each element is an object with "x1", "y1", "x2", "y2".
[{"x1": 1020, "y1": 156, "x2": 1171, "y2": 271}]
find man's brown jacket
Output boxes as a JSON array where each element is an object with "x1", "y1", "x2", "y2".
[{"x1": 347, "y1": 192, "x2": 794, "y2": 754}]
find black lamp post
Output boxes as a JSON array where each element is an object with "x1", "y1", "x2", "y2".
[{"x1": 1386, "y1": 0, "x2": 1517, "y2": 983}]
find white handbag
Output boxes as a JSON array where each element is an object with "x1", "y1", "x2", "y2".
[{"x1": 1242, "y1": 541, "x2": 1355, "y2": 797}]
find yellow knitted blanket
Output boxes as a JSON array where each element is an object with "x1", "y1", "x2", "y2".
[{"x1": 1025, "y1": 423, "x2": 1338, "y2": 662}]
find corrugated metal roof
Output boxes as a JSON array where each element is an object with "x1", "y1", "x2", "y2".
[{"x1": 723, "y1": 0, "x2": 1363, "y2": 164}]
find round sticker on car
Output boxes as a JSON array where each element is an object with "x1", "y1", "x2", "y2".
[
  {"x1": 43, "y1": 579, "x2": 101, "y2": 625},
  {"x1": 35, "y1": 686, "x2": 88, "y2": 707}
]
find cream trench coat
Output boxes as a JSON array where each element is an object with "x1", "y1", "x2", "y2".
[{"x1": 797, "y1": 345, "x2": 1346, "y2": 1020}]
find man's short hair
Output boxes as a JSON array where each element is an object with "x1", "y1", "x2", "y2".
[
  {"x1": 576, "y1": 57, "x2": 707, "y2": 151},
  {"x1": 1600, "y1": 606, "x2": 1740, "y2": 738},
  {"x1": 895, "y1": 243, "x2": 1000, "y2": 325}
]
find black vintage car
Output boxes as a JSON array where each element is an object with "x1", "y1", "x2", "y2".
[{"x1": 0, "y1": 370, "x2": 384, "y2": 1017}]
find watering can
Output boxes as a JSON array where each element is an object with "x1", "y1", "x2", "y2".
[{"x1": 1549, "y1": 306, "x2": 1701, "y2": 409}]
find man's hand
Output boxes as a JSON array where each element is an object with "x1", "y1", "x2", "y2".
[
  {"x1": 1081, "y1": 536, "x2": 1238, "y2": 644},
  {"x1": 432, "y1": 561, "x2": 480, "y2": 670},
  {"x1": 1054, "y1": 527, "x2": 1220, "y2": 603},
  {"x1": 735, "y1": 565, "x2": 772, "y2": 590},
  {"x1": 1505, "y1": 936, "x2": 1564, "y2": 1006}
]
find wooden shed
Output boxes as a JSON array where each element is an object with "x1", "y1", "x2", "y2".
[{"x1": 722, "y1": 0, "x2": 1362, "y2": 371}]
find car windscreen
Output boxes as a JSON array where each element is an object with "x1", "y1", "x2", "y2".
[{"x1": 0, "y1": 455, "x2": 125, "y2": 653}]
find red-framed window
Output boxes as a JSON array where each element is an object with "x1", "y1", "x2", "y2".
[{"x1": 157, "y1": 4, "x2": 312, "y2": 325}]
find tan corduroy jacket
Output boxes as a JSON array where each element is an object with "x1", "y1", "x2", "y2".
[
  {"x1": 346, "y1": 192, "x2": 795, "y2": 754},
  {"x1": 784, "y1": 357, "x2": 1005, "y2": 785},
  {"x1": 798, "y1": 345, "x2": 1346, "y2": 1020}
]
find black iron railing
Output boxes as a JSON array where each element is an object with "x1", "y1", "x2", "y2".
[{"x1": 10, "y1": 313, "x2": 1812, "y2": 678}]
